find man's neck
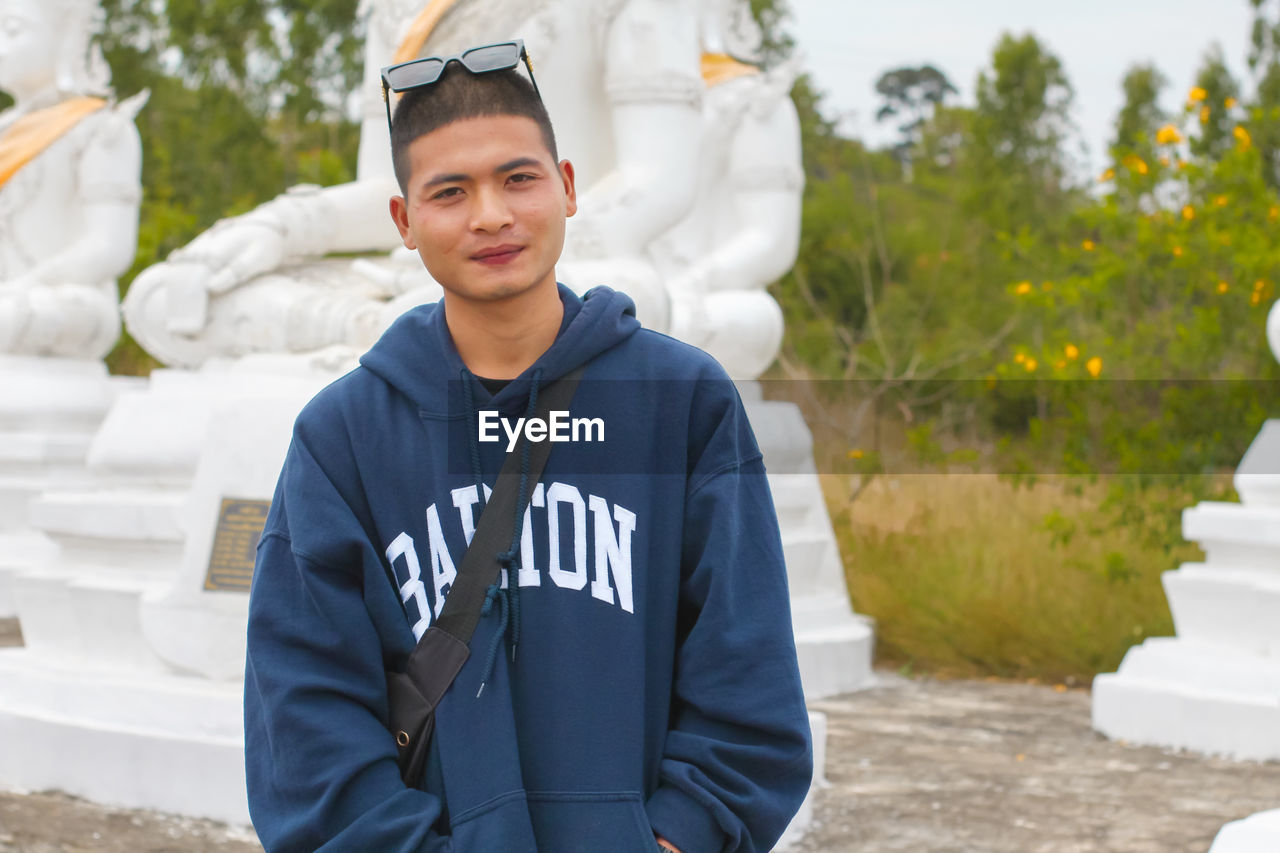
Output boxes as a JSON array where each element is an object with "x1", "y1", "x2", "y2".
[{"x1": 444, "y1": 279, "x2": 564, "y2": 380}]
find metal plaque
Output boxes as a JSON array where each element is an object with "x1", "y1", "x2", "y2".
[{"x1": 203, "y1": 498, "x2": 271, "y2": 593}]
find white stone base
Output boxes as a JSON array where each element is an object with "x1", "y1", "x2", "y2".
[
  {"x1": 746, "y1": 389, "x2": 876, "y2": 700},
  {"x1": 1210, "y1": 810, "x2": 1280, "y2": 853},
  {"x1": 1092, "y1": 637, "x2": 1280, "y2": 761},
  {"x1": 0, "y1": 357, "x2": 124, "y2": 617},
  {"x1": 0, "y1": 649, "x2": 247, "y2": 824}
]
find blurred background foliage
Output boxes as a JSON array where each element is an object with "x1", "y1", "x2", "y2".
[{"x1": 78, "y1": 0, "x2": 1280, "y2": 680}]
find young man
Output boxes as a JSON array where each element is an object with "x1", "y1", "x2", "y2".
[{"x1": 243, "y1": 44, "x2": 812, "y2": 853}]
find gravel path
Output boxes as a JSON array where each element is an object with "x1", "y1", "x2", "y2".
[
  {"x1": 2, "y1": 618, "x2": 1276, "y2": 851},
  {"x1": 795, "y1": 674, "x2": 1280, "y2": 852}
]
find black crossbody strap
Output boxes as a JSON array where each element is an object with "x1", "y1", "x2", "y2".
[{"x1": 433, "y1": 365, "x2": 585, "y2": 644}]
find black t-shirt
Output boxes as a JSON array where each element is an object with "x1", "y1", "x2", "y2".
[{"x1": 477, "y1": 376, "x2": 510, "y2": 395}]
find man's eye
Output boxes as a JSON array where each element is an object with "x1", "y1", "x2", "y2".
[
  {"x1": 433, "y1": 187, "x2": 461, "y2": 200},
  {"x1": 510, "y1": 174, "x2": 537, "y2": 184}
]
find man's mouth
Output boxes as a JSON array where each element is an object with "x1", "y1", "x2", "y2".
[{"x1": 472, "y1": 245, "x2": 524, "y2": 265}]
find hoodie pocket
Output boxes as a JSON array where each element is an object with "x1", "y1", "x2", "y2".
[{"x1": 526, "y1": 791, "x2": 660, "y2": 853}]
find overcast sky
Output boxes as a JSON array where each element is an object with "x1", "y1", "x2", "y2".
[{"x1": 786, "y1": 0, "x2": 1256, "y2": 177}]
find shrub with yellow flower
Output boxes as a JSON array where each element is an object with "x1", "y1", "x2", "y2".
[
  {"x1": 1015, "y1": 281, "x2": 1033, "y2": 295},
  {"x1": 1082, "y1": 239, "x2": 1096, "y2": 251},
  {"x1": 1181, "y1": 205, "x2": 1195, "y2": 221},
  {"x1": 1217, "y1": 281, "x2": 1229, "y2": 294},
  {"x1": 1234, "y1": 125, "x2": 1252, "y2": 148},
  {"x1": 1122, "y1": 154, "x2": 1149, "y2": 175},
  {"x1": 1064, "y1": 344, "x2": 1079, "y2": 360},
  {"x1": 1085, "y1": 357, "x2": 1103, "y2": 378},
  {"x1": 1024, "y1": 358, "x2": 1038, "y2": 372},
  {"x1": 1188, "y1": 86, "x2": 1208, "y2": 103},
  {"x1": 1155, "y1": 124, "x2": 1182, "y2": 145},
  {"x1": 1200, "y1": 106, "x2": 1211, "y2": 124},
  {"x1": 1225, "y1": 96, "x2": 1238, "y2": 109}
]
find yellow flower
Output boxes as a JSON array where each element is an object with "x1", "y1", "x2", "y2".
[
  {"x1": 1217, "y1": 281, "x2": 1229, "y2": 294},
  {"x1": 1214, "y1": 195, "x2": 1229, "y2": 207},
  {"x1": 1054, "y1": 360, "x2": 1067, "y2": 370},
  {"x1": 1225, "y1": 96, "x2": 1238, "y2": 109},
  {"x1": 1189, "y1": 86, "x2": 1208, "y2": 103},
  {"x1": 1255, "y1": 279, "x2": 1267, "y2": 291},
  {"x1": 1156, "y1": 124, "x2": 1182, "y2": 145},
  {"x1": 1015, "y1": 281, "x2": 1033, "y2": 295},
  {"x1": 1086, "y1": 357, "x2": 1103, "y2": 378},
  {"x1": 1082, "y1": 239, "x2": 1096, "y2": 251},
  {"x1": 1235, "y1": 125, "x2": 1253, "y2": 148},
  {"x1": 1024, "y1": 358, "x2": 1038, "y2": 372},
  {"x1": 1270, "y1": 205, "x2": 1279, "y2": 221},
  {"x1": 1122, "y1": 154, "x2": 1149, "y2": 175},
  {"x1": 1173, "y1": 246, "x2": 1183, "y2": 257},
  {"x1": 1159, "y1": 155, "x2": 1172, "y2": 167},
  {"x1": 1065, "y1": 344, "x2": 1079, "y2": 360},
  {"x1": 1200, "y1": 105, "x2": 1212, "y2": 124},
  {"x1": 1015, "y1": 352, "x2": 1026, "y2": 364},
  {"x1": 1099, "y1": 167, "x2": 1115, "y2": 182},
  {"x1": 847, "y1": 449, "x2": 865, "y2": 460},
  {"x1": 1251, "y1": 292, "x2": 1262, "y2": 306},
  {"x1": 1181, "y1": 205, "x2": 1196, "y2": 221}
]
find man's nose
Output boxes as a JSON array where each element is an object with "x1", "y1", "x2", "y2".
[{"x1": 471, "y1": 186, "x2": 514, "y2": 232}]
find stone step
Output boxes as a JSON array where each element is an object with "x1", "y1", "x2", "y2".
[
  {"x1": 10, "y1": 567, "x2": 169, "y2": 672},
  {"x1": 1164, "y1": 564, "x2": 1280, "y2": 657},
  {"x1": 1093, "y1": 637, "x2": 1280, "y2": 761},
  {"x1": 32, "y1": 489, "x2": 186, "y2": 544}
]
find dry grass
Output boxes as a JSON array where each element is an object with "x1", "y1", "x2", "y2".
[{"x1": 822, "y1": 472, "x2": 1205, "y2": 684}]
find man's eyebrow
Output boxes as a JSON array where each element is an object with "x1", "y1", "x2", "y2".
[
  {"x1": 495, "y1": 157, "x2": 543, "y2": 173},
  {"x1": 419, "y1": 158, "x2": 545, "y2": 194},
  {"x1": 423, "y1": 171, "x2": 469, "y2": 189}
]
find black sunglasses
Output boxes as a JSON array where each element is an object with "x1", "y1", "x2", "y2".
[{"x1": 380, "y1": 40, "x2": 542, "y2": 137}]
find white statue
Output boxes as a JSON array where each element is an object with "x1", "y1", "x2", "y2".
[
  {"x1": 656, "y1": 0, "x2": 803, "y2": 379},
  {"x1": 0, "y1": 0, "x2": 144, "y2": 359},
  {"x1": 122, "y1": 0, "x2": 800, "y2": 380}
]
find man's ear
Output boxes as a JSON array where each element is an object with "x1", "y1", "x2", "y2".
[
  {"x1": 560, "y1": 159, "x2": 578, "y2": 218},
  {"x1": 389, "y1": 195, "x2": 416, "y2": 249}
]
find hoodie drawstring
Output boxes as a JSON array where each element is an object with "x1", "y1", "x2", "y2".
[{"x1": 462, "y1": 367, "x2": 543, "y2": 698}]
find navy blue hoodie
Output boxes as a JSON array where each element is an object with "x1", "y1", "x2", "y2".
[{"x1": 244, "y1": 284, "x2": 812, "y2": 853}]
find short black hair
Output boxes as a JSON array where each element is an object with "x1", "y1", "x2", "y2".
[{"x1": 390, "y1": 63, "x2": 559, "y2": 196}]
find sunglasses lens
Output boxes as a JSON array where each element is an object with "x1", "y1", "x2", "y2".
[
  {"x1": 461, "y1": 43, "x2": 520, "y2": 74},
  {"x1": 385, "y1": 58, "x2": 445, "y2": 91}
]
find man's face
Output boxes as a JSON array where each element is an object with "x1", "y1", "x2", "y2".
[{"x1": 390, "y1": 114, "x2": 577, "y2": 306}]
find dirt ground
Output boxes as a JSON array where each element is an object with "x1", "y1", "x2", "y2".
[{"x1": 2, "y1": 619, "x2": 1277, "y2": 852}]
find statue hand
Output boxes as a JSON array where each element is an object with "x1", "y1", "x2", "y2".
[
  {"x1": 128, "y1": 259, "x2": 212, "y2": 337},
  {"x1": 170, "y1": 217, "x2": 288, "y2": 295}
]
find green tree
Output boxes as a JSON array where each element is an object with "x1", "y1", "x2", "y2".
[
  {"x1": 874, "y1": 64, "x2": 958, "y2": 161},
  {"x1": 1111, "y1": 64, "x2": 1168, "y2": 166},
  {"x1": 1189, "y1": 46, "x2": 1242, "y2": 161},
  {"x1": 970, "y1": 33, "x2": 1078, "y2": 229}
]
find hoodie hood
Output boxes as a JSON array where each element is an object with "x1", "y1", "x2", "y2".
[{"x1": 361, "y1": 283, "x2": 639, "y2": 417}]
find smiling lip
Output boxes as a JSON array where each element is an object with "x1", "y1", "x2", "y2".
[{"x1": 471, "y1": 245, "x2": 523, "y2": 265}]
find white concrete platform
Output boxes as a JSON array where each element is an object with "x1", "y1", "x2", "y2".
[{"x1": 0, "y1": 649, "x2": 247, "y2": 824}]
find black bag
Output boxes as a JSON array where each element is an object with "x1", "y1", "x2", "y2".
[{"x1": 385, "y1": 367, "x2": 584, "y2": 786}]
